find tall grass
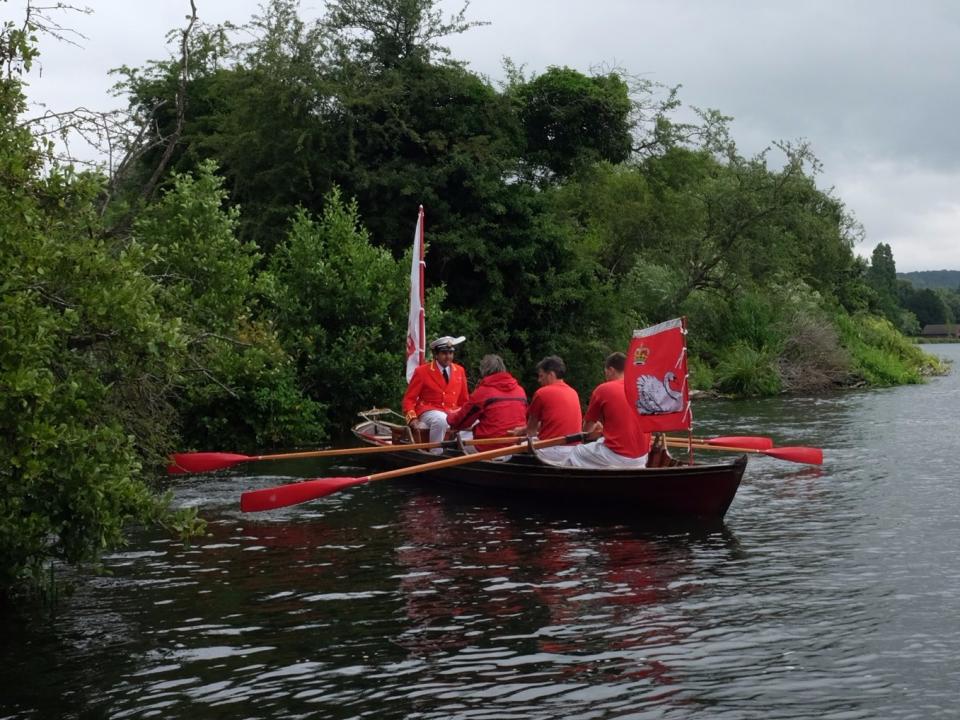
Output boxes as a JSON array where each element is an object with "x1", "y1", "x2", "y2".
[
  {"x1": 836, "y1": 313, "x2": 944, "y2": 385},
  {"x1": 714, "y1": 341, "x2": 782, "y2": 396},
  {"x1": 685, "y1": 283, "x2": 945, "y2": 397}
]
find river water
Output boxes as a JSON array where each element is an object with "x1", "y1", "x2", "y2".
[{"x1": 2, "y1": 345, "x2": 957, "y2": 720}]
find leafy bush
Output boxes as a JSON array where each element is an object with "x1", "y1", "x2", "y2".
[
  {"x1": 178, "y1": 328, "x2": 327, "y2": 451},
  {"x1": 134, "y1": 162, "x2": 325, "y2": 450},
  {"x1": 836, "y1": 313, "x2": 943, "y2": 385},
  {"x1": 724, "y1": 291, "x2": 788, "y2": 354},
  {"x1": 266, "y1": 190, "x2": 409, "y2": 432},
  {"x1": 133, "y1": 161, "x2": 259, "y2": 332},
  {"x1": 683, "y1": 289, "x2": 786, "y2": 396},
  {"x1": 620, "y1": 258, "x2": 684, "y2": 327},
  {"x1": 714, "y1": 341, "x2": 782, "y2": 396},
  {"x1": 687, "y1": 355, "x2": 715, "y2": 392},
  {"x1": 0, "y1": 107, "x2": 201, "y2": 593}
]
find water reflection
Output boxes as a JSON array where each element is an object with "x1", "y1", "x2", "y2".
[{"x1": 383, "y1": 489, "x2": 745, "y2": 715}]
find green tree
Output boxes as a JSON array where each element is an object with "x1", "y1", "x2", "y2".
[
  {"x1": 899, "y1": 282, "x2": 948, "y2": 328},
  {"x1": 265, "y1": 189, "x2": 410, "y2": 431},
  {"x1": 133, "y1": 162, "x2": 325, "y2": 449},
  {"x1": 108, "y1": 0, "x2": 940, "y2": 408},
  {"x1": 1, "y1": 36, "x2": 200, "y2": 594},
  {"x1": 510, "y1": 66, "x2": 633, "y2": 181},
  {"x1": 112, "y1": 1, "x2": 338, "y2": 253},
  {"x1": 867, "y1": 242, "x2": 899, "y2": 320},
  {"x1": 938, "y1": 288, "x2": 960, "y2": 324},
  {"x1": 323, "y1": 0, "x2": 484, "y2": 69}
]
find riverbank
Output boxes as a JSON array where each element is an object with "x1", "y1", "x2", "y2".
[{"x1": 689, "y1": 313, "x2": 948, "y2": 400}]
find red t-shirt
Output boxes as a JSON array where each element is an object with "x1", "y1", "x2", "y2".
[
  {"x1": 528, "y1": 380, "x2": 582, "y2": 440},
  {"x1": 584, "y1": 378, "x2": 651, "y2": 458}
]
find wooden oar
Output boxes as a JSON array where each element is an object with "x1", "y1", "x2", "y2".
[
  {"x1": 665, "y1": 435, "x2": 774, "y2": 450},
  {"x1": 240, "y1": 433, "x2": 586, "y2": 512},
  {"x1": 665, "y1": 440, "x2": 822, "y2": 465},
  {"x1": 168, "y1": 436, "x2": 517, "y2": 475}
]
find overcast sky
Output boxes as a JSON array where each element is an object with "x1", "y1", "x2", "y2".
[{"x1": 8, "y1": 0, "x2": 960, "y2": 271}]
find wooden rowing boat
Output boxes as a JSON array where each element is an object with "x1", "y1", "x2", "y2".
[{"x1": 350, "y1": 410, "x2": 746, "y2": 520}]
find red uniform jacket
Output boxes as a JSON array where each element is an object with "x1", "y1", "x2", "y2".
[
  {"x1": 402, "y1": 361, "x2": 469, "y2": 421},
  {"x1": 446, "y1": 371, "x2": 528, "y2": 442}
]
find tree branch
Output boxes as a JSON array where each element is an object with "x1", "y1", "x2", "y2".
[{"x1": 138, "y1": 0, "x2": 197, "y2": 205}]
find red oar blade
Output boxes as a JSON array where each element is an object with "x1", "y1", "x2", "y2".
[
  {"x1": 707, "y1": 436, "x2": 773, "y2": 450},
  {"x1": 764, "y1": 446, "x2": 823, "y2": 465},
  {"x1": 240, "y1": 476, "x2": 371, "y2": 512},
  {"x1": 168, "y1": 452, "x2": 254, "y2": 475},
  {"x1": 675, "y1": 441, "x2": 823, "y2": 466}
]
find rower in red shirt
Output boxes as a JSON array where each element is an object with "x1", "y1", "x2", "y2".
[
  {"x1": 563, "y1": 351, "x2": 651, "y2": 468},
  {"x1": 517, "y1": 355, "x2": 582, "y2": 463}
]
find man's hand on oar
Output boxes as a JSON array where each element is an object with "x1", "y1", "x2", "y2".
[
  {"x1": 239, "y1": 433, "x2": 586, "y2": 512},
  {"x1": 665, "y1": 440, "x2": 823, "y2": 465},
  {"x1": 168, "y1": 436, "x2": 517, "y2": 475}
]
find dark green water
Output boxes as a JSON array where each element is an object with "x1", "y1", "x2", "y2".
[{"x1": 2, "y1": 345, "x2": 958, "y2": 719}]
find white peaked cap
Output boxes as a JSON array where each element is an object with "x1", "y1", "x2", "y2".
[{"x1": 430, "y1": 335, "x2": 466, "y2": 351}]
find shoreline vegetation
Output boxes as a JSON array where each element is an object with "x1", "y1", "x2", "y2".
[{"x1": 1, "y1": 0, "x2": 950, "y2": 598}]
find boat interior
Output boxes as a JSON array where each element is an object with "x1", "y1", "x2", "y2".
[{"x1": 353, "y1": 408, "x2": 684, "y2": 468}]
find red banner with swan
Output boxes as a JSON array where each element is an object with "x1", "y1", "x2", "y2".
[{"x1": 624, "y1": 317, "x2": 692, "y2": 432}]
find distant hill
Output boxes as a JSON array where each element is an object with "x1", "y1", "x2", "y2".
[{"x1": 897, "y1": 270, "x2": 960, "y2": 290}]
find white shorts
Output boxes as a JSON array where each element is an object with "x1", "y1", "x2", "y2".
[{"x1": 562, "y1": 437, "x2": 648, "y2": 468}]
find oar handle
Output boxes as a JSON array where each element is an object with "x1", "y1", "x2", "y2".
[
  {"x1": 667, "y1": 440, "x2": 763, "y2": 453},
  {"x1": 664, "y1": 434, "x2": 774, "y2": 450},
  {"x1": 254, "y1": 436, "x2": 519, "y2": 461},
  {"x1": 171, "y1": 436, "x2": 523, "y2": 475}
]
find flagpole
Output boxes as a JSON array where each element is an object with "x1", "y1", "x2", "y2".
[
  {"x1": 416, "y1": 205, "x2": 425, "y2": 367},
  {"x1": 406, "y1": 206, "x2": 426, "y2": 382}
]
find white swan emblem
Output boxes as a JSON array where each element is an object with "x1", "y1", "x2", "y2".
[{"x1": 635, "y1": 371, "x2": 683, "y2": 414}]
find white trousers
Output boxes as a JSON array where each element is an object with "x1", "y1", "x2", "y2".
[
  {"x1": 562, "y1": 437, "x2": 648, "y2": 468},
  {"x1": 419, "y1": 410, "x2": 449, "y2": 454},
  {"x1": 458, "y1": 430, "x2": 516, "y2": 461},
  {"x1": 534, "y1": 443, "x2": 576, "y2": 464}
]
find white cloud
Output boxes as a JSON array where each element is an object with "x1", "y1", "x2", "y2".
[
  {"x1": 442, "y1": 0, "x2": 960, "y2": 271},
  {"x1": 839, "y1": 161, "x2": 960, "y2": 271}
]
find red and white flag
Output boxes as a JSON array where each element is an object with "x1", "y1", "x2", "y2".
[
  {"x1": 624, "y1": 317, "x2": 692, "y2": 432},
  {"x1": 405, "y1": 206, "x2": 426, "y2": 382}
]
